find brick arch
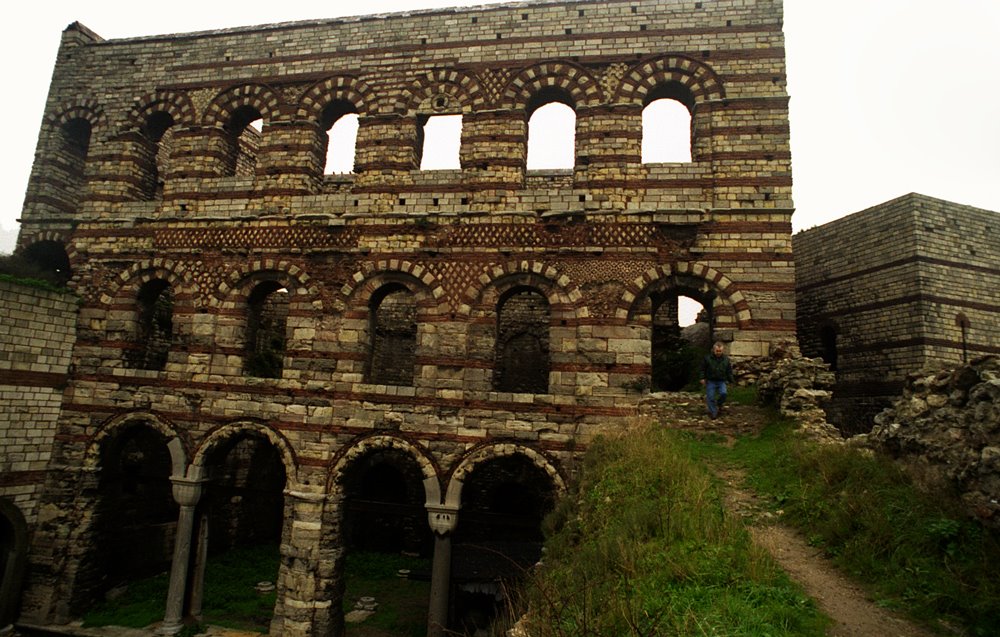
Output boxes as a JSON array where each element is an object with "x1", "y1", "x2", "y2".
[
  {"x1": 297, "y1": 75, "x2": 375, "y2": 121},
  {"x1": 618, "y1": 261, "x2": 751, "y2": 328},
  {"x1": 460, "y1": 260, "x2": 587, "y2": 319},
  {"x1": 394, "y1": 69, "x2": 484, "y2": 115},
  {"x1": 191, "y1": 420, "x2": 298, "y2": 485},
  {"x1": 615, "y1": 55, "x2": 725, "y2": 106},
  {"x1": 501, "y1": 61, "x2": 603, "y2": 111},
  {"x1": 100, "y1": 259, "x2": 198, "y2": 307},
  {"x1": 15, "y1": 231, "x2": 78, "y2": 265},
  {"x1": 83, "y1": 410, "x2": 188, "y2": 477},
  {"x1": 44, "y1": 100, "x2": 106, "y2": 135},
  {"x1": 125, "y1": 90, "x2": 197, "y2": 131},
  {"x1": 211, "y1": 260, "x2": 322, "y2": 311},
  {"x1": 336, "y1": 261, "x2": 447, "y2": 314},
  {"x1": 328, "y1": 433, "x2": 442, "y2": 505},
  {"x1": 202, "y1": 83, "x2": 283, "y2": 128},
  {"x1": 443, "y1": 442, "x2": 566, "y2": 508}
]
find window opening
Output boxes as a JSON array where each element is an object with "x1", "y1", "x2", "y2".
[
  {"x1": 368, "y1": 285, "x2": 417, "y2": 385},
  {"x1": 128, "y1": 279, "x2": 173, "y2": 371},
  {"x1": 526, "y1": 91, "x2": 575, "y2": 169},
  {"x1": 244, "y1": 281, "x2": 288, "y2": 378},
  {"x1": 226, "y1": 106, "x2": 263, "y2": 177},
  {"x1": 642, "y1": 82, "x2": 695, "y2": 163},
  {"x1": 21, "y1": 240, "x2": 71, "y2": 285},
  {"x1": 59, "y1": 117, "x2": 91, "y2": 205},
  {"x1": 651, "y1": 292, "x2": 711, "y2": 391},
  {"x1": 820, "y1": 325, "x2": 838, "y2": 371},
  {"x1": 322, "y1": 101, "x2": 359, "y2": 174},
  {"x1": 142, "y1": 111, "x2": 175, "y2": 200},
  {"x1": 418, "y1": 114, "x2": 462, "y2": 170},
  {"x1": 494, "y1": 288, "x2": 550, "y2": 393}
]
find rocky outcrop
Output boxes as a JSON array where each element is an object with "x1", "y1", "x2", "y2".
[
  {"x1": 861, "y1": 356, "x2": 1000, "y2": 529},
  {"x1": 751, "y1": 341, "x2": 841, "y2": 442}
]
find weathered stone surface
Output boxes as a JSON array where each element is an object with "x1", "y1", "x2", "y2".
[{"x1": 861, "y1": 356, "x2": 1000, "y2": 528}]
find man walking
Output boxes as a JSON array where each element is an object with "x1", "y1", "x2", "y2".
[{"x1": 700, "y1": 341, "x2": 734, "y2": 419}]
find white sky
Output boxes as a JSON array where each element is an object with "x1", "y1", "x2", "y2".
[{"x1": 1, "y1": 0, "x2": 998, "y2": 255}]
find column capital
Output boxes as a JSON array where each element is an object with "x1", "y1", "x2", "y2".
[
  {"x1": 425, "y1": 504, "x2": 459, "y2": 536},
  {"x1": 170, "y1": 476, "x2": 206, "y2": 507}
]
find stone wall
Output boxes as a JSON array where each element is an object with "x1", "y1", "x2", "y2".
[
  {"x1": 795, "y1": 194, "x2": 1000, "y2": 434},
  {"x1": 0, "y1": 279, "x2": 77, "y2": 525},
  {"x1": 10, "y1": 1, "x2": 795, "y2": 634}
]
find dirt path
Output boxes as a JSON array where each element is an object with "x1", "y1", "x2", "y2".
[{"x1": 642, "y1": 395, "x2": 941, "y2": 636}]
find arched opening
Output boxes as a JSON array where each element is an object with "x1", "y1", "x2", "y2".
[
  {"x1": 494, "y1": 287, "x2": 550, "y2": 393},
  {"x1": 651, "y1": 290, "x2": 713, "y2": 391},
  {"x1": 225, "y1": 106, "x2": 263, "y2": 177},
  {"x1": 0, "y1": 501, "x2": 28, "y2": 628},
  {"x1": 417, "y1": 114, "x2": 462, "y2": 170},
  {"x1": 244, "y1": 281, "x2": 288, "y2": 379},
  {"x1": 85, "y1": 424, "x2": 176, "y2": 607},
  {"x1": 526, "y1": 89, "x2": 575, "y2": 170},
  {"x1": 21, "y1": 240, "x2": 71, "y2": 285},
  {"x1": 367, "y1": 284, "x2": 418, "y2": 386},
  {"x1": 197, "y1": 432, "x2": 286, "y2": 631},
  {"x1": 453, "y1": 454, "x2": 557, "y2": 635},
  {"x1": 58, "y1": 117, "x2": 92, "y2": 207},
  {"x1": 339, "y1": 447, "x2": 431, "y2": 634},
  {"x1": 140, "y1": 111, "x2": 175, "y2": 200},
  {"x1": 321, "y1": 100, "x2": 358, "y2": 174},
  {"x1": 126, "y1": 279, "x2": 173, "y2": 371},
  {"x1": 820, "y1": 325, "x2": 838, "y2": 371},
  {"x1": 641, "y1": 82, "x2": 695, "y2": 164}
]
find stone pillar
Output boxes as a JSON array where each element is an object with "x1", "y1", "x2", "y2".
[
  {"x1": 188, "y1": 513, "x2": 210, "y2": 621},
  {"x1": 158, "y1": 476, "x2": 204, "y2": 636},
  {"x1": 425, "y1": 505, "x2": 459, "y2": 637}
]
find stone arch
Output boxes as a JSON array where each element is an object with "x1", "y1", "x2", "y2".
[
  {"x1": 337, "y1": 261, "x2": 447, "y2": 315},
  {"x1": 615, "y1": 55, "x2": 725, "y2": 106},
  {"x1": 329, "y1": 433, "x2": 442, "y2": 505},
  {"x1": 618, "y1": 261, "x2": 750, "y2": 328},
  {"x1": 44, "y1": 100, "x2": 106, "y2": 136},
  {"x1": 201, "y1": 83, "x2": 283, "y2": 128},
  {"x1": 17, "y1": 235, "x2": 74, "y2": 285},
  {"x1": 82, "y1": 411, "x2": 188, "y2": 478},
  {"x1": 100, "y1": 259, "x2": 198, "y2": 307},
  {"x1": 126, "y1": 90, "x2": 197, "y2": 131},
  {"x1": 501, "y1": 61, "x2": 602, "y2": 112},
  {"x1": 191, "y1": 421, "x2": 298, "y2": 484},
  {"x1": 460, "y1": 260, "x2": 586, "y2": 319},
  {"x1": 212, "y1": 260, "x2": 322, "y2": 311},
  {"x1": 444, "y1": 442, "x2": 566, "y2": 509},
  {"x1": 0, "y1": 499, "x2": 29, "y2": 627},
  {"x1": 297, "y1": 75, "x2": 374, "y2": 121},
  {"x1": 394, "y1": 69, "x2": 483, "y2": 115}
]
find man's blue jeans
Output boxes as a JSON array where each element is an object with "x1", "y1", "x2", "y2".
[{"x1": 705, "y1": 380, "x2": 727, "y2": 418}]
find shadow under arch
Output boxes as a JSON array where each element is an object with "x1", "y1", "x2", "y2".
[{"x1": 0, "y1": 499, "x2": 28, "y2": 628}]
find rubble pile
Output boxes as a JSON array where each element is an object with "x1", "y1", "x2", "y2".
[
  {"x1": 752, "y1": 341, "x2": 841, "y2": 442},
  {"x1": 862, "y1": 356, "x2": 1000, "y2": 528}
]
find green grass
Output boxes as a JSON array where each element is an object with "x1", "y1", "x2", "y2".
[
  {"x1": 520, "y1": 423, "x2": 829, "y2": 636},
  {"x1": 343, "y1": 552, "x2": 431, "y2": 637},
  {"x1": 686, "y1": 417, "x2": 1000, "y2": 636},
  {"x1": 81, "y1": 572, "x2": 170, "y2": 628}
]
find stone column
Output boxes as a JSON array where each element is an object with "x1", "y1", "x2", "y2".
[
  {"x1": 425, "y1": 504, "x2": 459, "y2": 637},
  {"x1": 158, "y1": 476, "x2": 204, "y2": 635}
]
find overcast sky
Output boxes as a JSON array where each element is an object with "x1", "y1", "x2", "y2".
[{"x1": 1, "y1": 0, "x2": 998, "y2": 254}]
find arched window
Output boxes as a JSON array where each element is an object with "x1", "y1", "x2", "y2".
[
  {"x1": 650, "y1": 290, "x2": 712, "y2": 391},
  {"x1": 140, "y1": 111, "x2": 175, "y2": 200},
  {"x1": 367, "y1": 284, "x2": 417, "y2": 386},
  {"x1": 417, "y1": 114, "x2": 462, "y2": 170},
  {"x1": 641, "y1": 82, "x2": 695, "y2": 163},
  {"x1": 225, "y1": 106, "x2": 264, "y2": 177},
  {"x1": 526, "y1": 89, "x2": 576, "y2": 170},
  {"x1": 494, "y1": 287, "x2": 550, "y2": 393},
  {"x1": 58, "y1": 117, "x2": 92, "y2": 204},
  {"x1": 244, "y1": 281, "x2": 288, "y2": 378},
  {"x1": 127, "y1": 279, "x2": 173, "y2": 371},
  {"x1": 322, "y1": 100, "x2": 359, "y2": 174}
]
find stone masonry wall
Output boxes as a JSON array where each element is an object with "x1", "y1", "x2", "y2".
[
  {"x1": 0, "y1": 279, "x2": 77, "y2": 525},
  {"x1": 11, "y1": 1, "x2": 796, "y2": 633},
  {"x1": 795, "y1": 193, "x2": 1000, "y2": 433}
]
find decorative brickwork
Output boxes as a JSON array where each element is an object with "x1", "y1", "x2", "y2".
[
  {"x1": 795, "y1": 193, "x2": 1000, "y2": 434},
  {"x1": 9, "y1": 1, "x2": 795, "y2": 634}
]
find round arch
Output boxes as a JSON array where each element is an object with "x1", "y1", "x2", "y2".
[
  {"x1": 460, "y1": 260, "x2": 586, "y2": 320},
  {"x1": 618, "y1": 261, "x2": 751, "y2": 329},
  {"x1": 444, "y1": 442, "x2": 566, "y2": 509},
  {"x1": 212, "y1": 260, "x2": 322, "y2": 311},
  {"x1": 615, "y1": 54, "x2": 725, "y2": 106},
  {"x1": 201, "y1": 83, "x2": 282, "y2": 129},
  {"x1": 191, "y1": 420, "x2": 299, "y2": 485},
  {"x1": 297, "y1": 75, "x2": 374, "y2": 122},
  {"x1": 500, "y1": 61, "x2": 602, "y2": 111},
  {"x1": 125, "y1": 90, "x2": 197, "y2": 131},
  {"x1": 394, "y1": 69, "x2": 483, "y2": 115},
  {"x1": 329, "y1": 433, "x2": 442, "y2": 506},
  {"x1": 82, "y1": 411, "x2": 188, "y2": 477}
]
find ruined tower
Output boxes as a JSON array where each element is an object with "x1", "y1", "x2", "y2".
[{"x1": 5, "y1": 0, "x2": 794, "y2": 634}]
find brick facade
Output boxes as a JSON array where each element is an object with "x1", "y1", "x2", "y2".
[
  {"x1": 795, "y1": 193, "x2": 1000, "y2": 434},
  {"x1": 9, "y1": 1, "x2": 794, "y2": 634}
]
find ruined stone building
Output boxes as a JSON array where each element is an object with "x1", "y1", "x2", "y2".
[
  {"x1": 795, "y1": 193, "x2": 999, "y2": 435},
  {"x1": 1, "y1": 0, "x2": 794, "y2": 634}
]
